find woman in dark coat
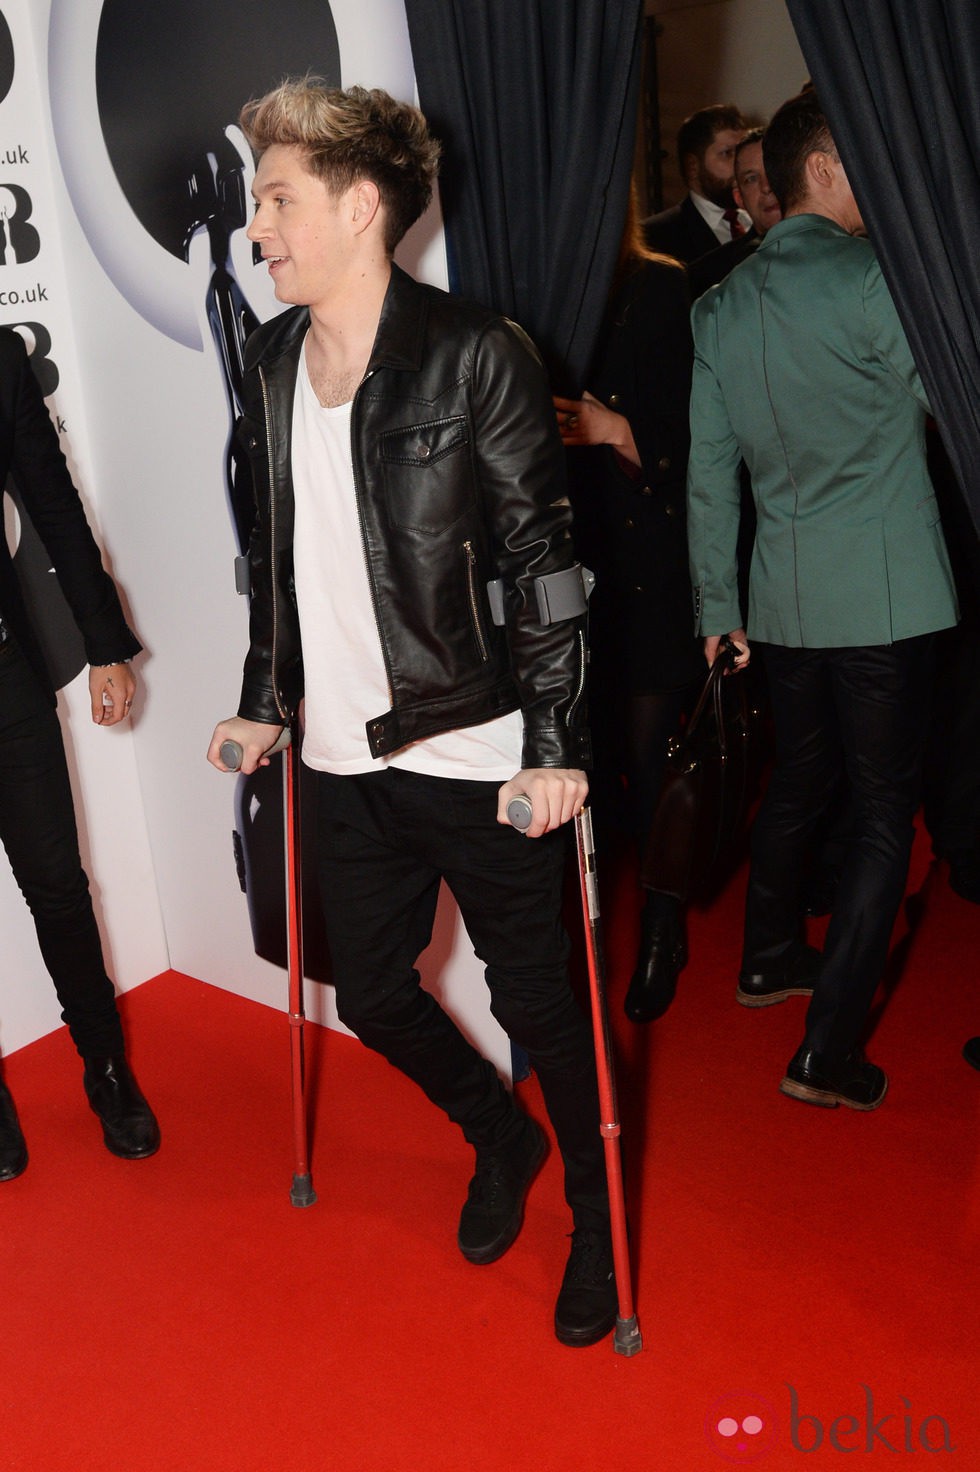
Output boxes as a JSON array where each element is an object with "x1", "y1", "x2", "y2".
[
  {"x1": 0, "y1": 328, "x2": 159, "y2": 1178},
  {"x1": 555, "y1": 212, "x2": 704, "y2": 1022}
]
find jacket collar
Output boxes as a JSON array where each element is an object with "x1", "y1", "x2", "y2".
[
  {"x1": 759, "y1": 213, "x2": 853, "y2": 250},
  {"x1": 243, "y1": 261, "x2": 430, "y2": 375}
]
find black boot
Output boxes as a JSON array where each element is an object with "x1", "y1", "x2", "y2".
[
  {"x1": 0, "y1": 1080, "x2": 28, "y2": 1181},
  {"x1": 83, "y1": 1056, "x2": 160, "y2": 1159},
  {"x1": 624, "y1": 904, "x2": 687, "y2": 1023}
]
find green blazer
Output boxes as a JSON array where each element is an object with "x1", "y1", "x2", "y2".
[{"x1": 687, "y1": 214, "x2": 958, "y2": 646}]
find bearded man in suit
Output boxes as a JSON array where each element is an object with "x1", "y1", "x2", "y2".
[{"x1": 643, "y1": 103, "x2": 749, "y2": 264}]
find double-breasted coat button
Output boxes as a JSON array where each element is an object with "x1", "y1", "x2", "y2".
[
  {"x1": 609, "y1": 393, "x2": 621, "y2": 406},
  {"x1": 657, "y1": 456, "x2": 671, "y2": 472}
]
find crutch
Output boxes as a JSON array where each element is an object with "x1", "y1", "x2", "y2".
[
  {"x1": 220, "y1": 726, "x2": 317, "y2": 1207},
  {"x1": 507, "y1": 795, "x2": 642, "y2": 1357}
]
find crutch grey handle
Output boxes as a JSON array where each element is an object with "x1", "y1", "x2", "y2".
[
  {"x1": 219, "y1": 727, "x2": 292, "y2": 771},
  {"x1": 506, "y1": 795, "x2": 533, "y2": 831}
]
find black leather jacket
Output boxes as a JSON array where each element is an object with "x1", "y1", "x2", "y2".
[{"x1": 234, "y1": 264, "x2": 590, "y2": 769}]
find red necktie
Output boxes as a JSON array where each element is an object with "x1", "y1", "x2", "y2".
[{"x1": 723, "y1": 208, "x2": 746, "y2": 240}]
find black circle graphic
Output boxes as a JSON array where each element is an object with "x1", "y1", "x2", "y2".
[
  {"x1": 95, "y1": 0, "x2": 340, "y2": 259},
  {"x1": 0, "y1": 13, "x2": 14, "y2": 106}
]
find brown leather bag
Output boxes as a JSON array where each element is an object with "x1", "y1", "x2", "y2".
[{"x1": 641, "y1": 643, "x2": 758, "y2": 901}]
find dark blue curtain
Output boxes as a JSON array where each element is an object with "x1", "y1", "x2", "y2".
[
  {"x1": 785, "y1": 0, "x2": 980, "y2": 542},
  {"x1": 403, "y1": 0, "x2": 643, "y2": 393}
]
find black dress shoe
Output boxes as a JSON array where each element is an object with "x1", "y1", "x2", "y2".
[
  {"x1": 554, "y1": 1229, "x2": 618, "y2": 1347},
  {"x1": 624, "y1": 917, "x2": 687, "y2": 1023},
  {"x1": 83, "y1": 1056, "x2": 160, "y2": 1159},
  {"x1": 0, "y1": 1082, "x2": 28, "y2": 1181},
  {"x1": 457, "y1": 1115, "x2": 547, "y2": 1265},
  {"x1": 737, "y1": 944, "x2": 821, "y2": 1007},
  {"x1": 780, "y1": 1043, "x2": 887, "y2": 1111},
  {"x1": 963, "y1": 1038, "x2": 980, "y2": 1071}
]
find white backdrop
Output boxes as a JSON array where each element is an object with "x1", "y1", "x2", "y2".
[{"x1": 2, "y1": 0, "x2": 514, "y2": 1078}]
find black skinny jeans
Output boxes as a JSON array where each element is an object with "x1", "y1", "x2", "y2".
[
  {"x1": 0, "y1": 636, "x2": 123, "y2": 1057},
  {"x1": 744, "y1": 635, "x2": 936, "y2": 1064},
  {"x1": 313, "y1": 766, "x2": 609, "y2": 1233}
]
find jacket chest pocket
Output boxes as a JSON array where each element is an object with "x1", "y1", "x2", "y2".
[{"x1": 380, "y1": 415, "x2": 473, "y2": 534}]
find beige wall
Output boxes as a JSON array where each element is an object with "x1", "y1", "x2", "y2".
[{"x1": 648, "y1": 0, "x2": 807, "y2": 207}]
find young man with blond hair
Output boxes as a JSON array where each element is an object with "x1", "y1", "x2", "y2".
[{"x1": 209, "y1": 80, "x2": 614, "y2": 1346}]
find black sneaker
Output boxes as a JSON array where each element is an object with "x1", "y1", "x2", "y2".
[
  {"x1": 554, "y1": 1229, "x2": 618, "y2": 1347},
  {"x1": 457, "y1": 1116, "x2": 548, "y2": 1265}
]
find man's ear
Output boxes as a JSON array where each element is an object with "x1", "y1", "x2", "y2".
[
  {"x1": 805, "y1": 149, "x2": 835, "y2": 192},
  {"x1": 350, "y1": 178, "x2": 382, "y2": 235},
  {"x1": 733, "y1": 184, "x2": 745, "y2": 211},
  {"x1": 681, "y1": 151, "x2": 699, "y2": 191}
]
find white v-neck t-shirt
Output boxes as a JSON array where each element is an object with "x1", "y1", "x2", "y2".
[{"x1": 290, "y1": 342, "x2": 523, "y2": 779}]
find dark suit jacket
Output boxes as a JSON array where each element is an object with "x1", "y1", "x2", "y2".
[
  {"x1": 0, "y1": 329, "x2": 140, "y2": 698},
  {"x1": 687, "y1": 232, "x2": 760, "y2": 300},
  {"x1": 567, "y1": 258, "x2": 704, "y2": 691},
  {"x1": 641, "y1": 195, "x2": 719, "y2": 265}
]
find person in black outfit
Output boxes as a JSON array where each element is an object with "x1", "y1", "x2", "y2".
[
  {"x1": 209, "y1": 81, "x2": 614, "y2": 1347},
  {"x1": 555, "y1": 203, "x2": 705, "y2": 1021},
  {"x1": 0, "y1": 329, "x2": 159, "y2": 1181}
]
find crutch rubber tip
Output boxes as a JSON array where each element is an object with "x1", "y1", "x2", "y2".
[
  {"x1": 290, "y1": 1174, "x2": 317, "y2": 1208},
  {"x1": 506, "y1": 795, "x2": 533, "y2": 830},
  {"x1": 613, "y1": 1316, "x2": 643, "y2": 1357}
]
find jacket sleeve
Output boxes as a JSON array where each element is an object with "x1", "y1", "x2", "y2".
[
  {"x1": 686, "y1": 293, "x2": 745, "y2": 638},
  {"x1": 470, "y1": 319, "x2": 590, "y2": 769},
  {"x1": 864, "y1": 259, "x2": 931, "y2": 413},
  {"x1": 6, "y1": 334, "x2": 140, "y2": 664}
]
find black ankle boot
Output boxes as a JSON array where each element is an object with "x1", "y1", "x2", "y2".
[
  {"x1": 82, "y1": 1056, "x2": 160, "y2": 1159},
  {"x1": 0, "y1": 1080, "x2": 28, "y2": 1181},
  {"x1": 624, "y1": 910, "x2": 687, "y2": 1023}
]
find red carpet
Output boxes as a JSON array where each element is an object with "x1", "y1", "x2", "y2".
[{"x1": 2, "y1": 823, "x2": 978, "y2": 1470}]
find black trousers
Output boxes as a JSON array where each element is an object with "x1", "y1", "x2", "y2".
[
  {"x1": 743, "y1": 636, "x2": 936, "y2": 1065},
  {"x1": 0, "y1": 637, "x2": 123, "y2": 1057},
  {"x1": 313, "y1": 767, "x2": 609, "y2": 1233}
]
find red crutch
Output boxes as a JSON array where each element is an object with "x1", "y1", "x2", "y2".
[
  {"x1": 220, "y1": 725, "x2": 316, "y2": 1208},
  {"x1": 507, "y1": 796, "x2": 641, "y2": 1357}
]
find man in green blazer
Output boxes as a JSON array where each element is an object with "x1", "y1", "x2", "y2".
[{"x1": 687, "y1": 90, "x2": 958, "y2": 1111}]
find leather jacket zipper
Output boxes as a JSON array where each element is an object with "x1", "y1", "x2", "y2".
[
  {"x1": 569, "y1": 628, "x2": 587, "y2": 729},
  {"x1": 463, "y1": 540, "x2": 489, "y2": 662}
]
